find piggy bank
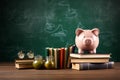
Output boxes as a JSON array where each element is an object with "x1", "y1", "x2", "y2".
[{"x1": 75, "y1": 28, "x2": 100, "y2": 54}]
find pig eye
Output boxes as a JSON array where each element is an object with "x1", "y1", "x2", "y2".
[{"x1": 83, "y1": 36, "x2": 85, "y2": 38}]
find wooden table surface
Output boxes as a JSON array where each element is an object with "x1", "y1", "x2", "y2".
[{"x1": 0, "y1": 62, "x2": 120, "y2": 80}]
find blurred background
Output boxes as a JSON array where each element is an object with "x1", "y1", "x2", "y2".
[{"x1": 0, "y1": 0, "x2": 120, "y2": 62}]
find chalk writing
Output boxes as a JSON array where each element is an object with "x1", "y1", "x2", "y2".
[
  {"x1": 51, "y1": 24, "x2": 67, "y2": 42},
  {"x1": 44, "y1": 22, "x2": 61, "y2": 33},
  {"x1": 65, "y1": 7, "x2": 78, "y2": 19}
]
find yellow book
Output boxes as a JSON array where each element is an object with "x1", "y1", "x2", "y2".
[
  {"x1": 15, "y1": 59, "x2": 34, "y2": 69},
  {"x1": 70, "y1": 53, "x2": 111, "y2": 59},
  {"x1": 71, "y1": 58, "x2": 109, "y2": 63}
]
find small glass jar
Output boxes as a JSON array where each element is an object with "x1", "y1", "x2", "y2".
[
  {"x1": 33, "y1": 55, "x2": 43, "y2": 69},
  {"x1": 44, "y1": 56, "x2": 55, "y2": 69}
]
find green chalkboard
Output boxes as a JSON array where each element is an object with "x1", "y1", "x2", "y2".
[{"x1": 0, "y1": 0, "x2": 120, "y2": 62}]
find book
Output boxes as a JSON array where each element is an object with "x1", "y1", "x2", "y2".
[
  {"x1": 67, "y1": 45, "x2": 76, "y2": 68},
  {"x1": 45, "y1": 47, "x2": 53, "y2": 57},
  {"x1": 64, "y1": 48, "x2": 68, "y2": 68},
  {"x1": 70, "y1": 53, "x2": 111, "y2": 59},
  {"x1": 15, "y1": 63, "x2": 33, "y2": 69},
  {"x1": 53, "y1": 48, "x2": 60, "y2": 69},
  {"x1": 60, "y1": 48, "x2": 65, "y2": 69},
  {"x1": 72, "y1": 61, "x2": 114, "y2": 70},
  {"x1": 15, "y1": 59, "x2": 34, "y2": 69},
  {"x1": 53, "y1": 48, "x2": 57, "y2": 69},
  {"x1": 71, "y1": 58, "x2": 109, "y2": 63},
  {"x1": 15, "y1": 59, "x2": 34, "y2": 63}
]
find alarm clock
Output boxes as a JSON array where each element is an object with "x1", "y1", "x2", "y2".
[
  {"x1": 18, "y1": 51, "x2": 25, "y2": 59},
  {"x1": 27, "y1": 51, "x2": 34, "y2": 59}
]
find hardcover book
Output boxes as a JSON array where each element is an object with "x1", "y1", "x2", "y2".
[
  {"x1": 53, "y1": 48, "x2": 60, "y2": 69},
  {"x1": 15, "y1": 59, "x2": 34, "y2": 69},
  {"x1": 15, "y1": 63, "x2": 33, "y2": 69},
  {"x1": 67, "y1": 46, "x2": 76, "y2": 68},
  {"x1": 71, "y1": 58, "x2": 109, "y2": 63},
  {"x1": 15, "y1": 59, "x2": 34, "y2": 63},
  {"x1": 72, "y1": 61, "x2": 114, "y2": 70},
  {"x1": 59, "y1": 48, "x2": 65, "y2": 69},
  {"x1": 70, "y1": 53, "x2": 111, "y2": 59}
]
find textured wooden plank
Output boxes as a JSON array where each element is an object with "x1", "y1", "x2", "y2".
[{"x1": 0, "y1": 62, "x2": 120, "y2": 80}]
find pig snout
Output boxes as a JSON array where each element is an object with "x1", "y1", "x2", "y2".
[{"x1": 85, "y1": 39, "x2": 92, "y2": 46}]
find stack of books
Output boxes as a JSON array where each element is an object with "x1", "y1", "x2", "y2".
[
  {"x1": 70, "y1": 53, "x2": 114, "y2": 70},
  {"x1": 15, "y1": 59, "x2": 34, "y2": 69}
]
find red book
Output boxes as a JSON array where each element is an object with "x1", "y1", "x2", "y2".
[{"x1": 60, "y1": 48, "x2": 65, "y2": 69}]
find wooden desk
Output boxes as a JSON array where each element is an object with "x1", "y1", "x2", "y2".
[{"x1": 0, "y1": 62, "x2": 120, "y2": 80}]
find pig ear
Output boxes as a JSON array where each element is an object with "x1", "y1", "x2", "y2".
[
  {"x1": 75, "y1": 28, "x2": 83, "y2": 36},
  {"x1": 92, "y1": 28, "x2": 100, "y2": 36}
]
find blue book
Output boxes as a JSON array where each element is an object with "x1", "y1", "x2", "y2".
[{"x1": 72, "y1": 62, "x2": 114, "y2": 70}]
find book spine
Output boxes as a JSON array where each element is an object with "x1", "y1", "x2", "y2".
[
  {"x1": 64, "y1": 48, "x2": 67, "y2": 68},
  {"x1": 57, "y1": 48, "x2": 61, "y2": 69},
  {"x1": 15, "y1": 63, "x2": 33, "y2": 69},
  {"x1": 60, "y1": 48, "x2": 65, "y2": 69},
  {"x1": 53, "y1": 48, "x2": 60, "y2": 69},
  {"x1": 49, "y1": 48, "x2": 53, "y2": 56},
  {"x1": 79, "y1": 62, "x2": 114, "y2": 70},
  {"x1": 53, "y1": 48, "x2": 57, "y2": 69},
  {"x1": 67, "y1": 45, "x2": 75, "y2": 68}
]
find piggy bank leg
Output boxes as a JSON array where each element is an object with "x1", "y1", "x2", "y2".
[
  {"x1": 78, "y1": 49, "x2": 84, "y2": 54},
  {"x1": 90, "y1": 49, "x2": 96, "y2": 54}
]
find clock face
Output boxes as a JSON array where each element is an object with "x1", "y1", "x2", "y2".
[
  {"x1": 27, "y1": 51, "x2": 34, "y2": 59},
  {"x1": 18, "y1": 51, "x2": 25, "y2": 59}
]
